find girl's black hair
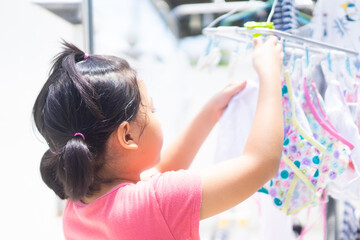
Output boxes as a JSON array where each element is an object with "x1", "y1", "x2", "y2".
[{"x1": 33, "y1": 41, "x2": 142, "y2": 201}]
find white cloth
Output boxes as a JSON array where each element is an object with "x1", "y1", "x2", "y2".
[
  {"x1": 214, "y1": 78, "x2": 295, "y2": 240},
  {"x1": 311, "y1": 0, "x2": 360, "y2": 75},
  {"x1": 214, "y1": 79, "x2": 258, "y2": 162},
  {"x1": 258, "y1": 194, "x2": 296, "y2": 240},
  {"x1": 311, "y1": 0, "x2": 360, "y2": 198},
  {"x1": 312, "y1": 0, "x2": 360, "y2": 50},
  {"x1": 324, "y1": 78, "x2": 360, "y2": 200}
]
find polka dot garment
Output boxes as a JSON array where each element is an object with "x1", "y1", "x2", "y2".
[{"x1": 259, "y1": 72, "x2": 326, "y2": 215}]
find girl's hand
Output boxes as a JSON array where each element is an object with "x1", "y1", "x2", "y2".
[
  {"x1": 157, "y1": 80, "x2": 246, "y2": 173},
  {"x1": 205, "y1": 81, "x2": 247, "y2": 121},
  {"x1": 252, "y1": 36, "x2": 283, "y2": 81}
]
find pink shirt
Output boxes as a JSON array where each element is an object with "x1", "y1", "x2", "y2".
[{"x1": 63, "y1": 170, "x2": 202, "y2": 240}]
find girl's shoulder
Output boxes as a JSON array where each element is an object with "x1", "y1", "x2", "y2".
[{"x1": 70, "y1": 169, "x2": 200, "y2": 209}]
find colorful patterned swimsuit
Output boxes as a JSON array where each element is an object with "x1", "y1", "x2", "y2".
[
  {"x1": 301, "y1": 78, "x2": 353, "y2": 194},
  {"x1": 259, "y1": 71, "x2": 326, "y2": 215}
]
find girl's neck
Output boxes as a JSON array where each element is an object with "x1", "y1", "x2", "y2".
[{"x1": 81, "y1": 178, "x2": 135, "y2": 204}]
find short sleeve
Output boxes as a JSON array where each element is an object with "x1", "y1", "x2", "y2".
[{"x1": 151, "y1": 170, "x2": 202, "y2": 240}]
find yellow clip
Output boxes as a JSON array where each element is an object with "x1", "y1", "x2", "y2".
[{"x1": 244, "y1": 21, "x2": 274, "y2": 37}]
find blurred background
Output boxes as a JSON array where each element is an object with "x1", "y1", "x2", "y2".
[{"x1": 0, "y1": 0, "x2": 319, "y2": 239}]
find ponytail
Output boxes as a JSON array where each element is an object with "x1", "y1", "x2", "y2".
[
  {"x1": 40, "y1": 136, "x2": 94, "y2": 201},
  {"x1": 33, "y1": 40, "x2": 142, "y2": 201},
  {"x1": 52, "y1": 41, "x2": 104, "y2": 120},
  {"x1": 40, "y1": 150, "x2": 66, "y2": 199},
  {"x1": 57, "y1": 137, "x2": 93, "y2": 201}
]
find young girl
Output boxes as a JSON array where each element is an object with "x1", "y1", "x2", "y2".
[{"x1": 33, "y1": 36, "x2": 283, "y2": 239}]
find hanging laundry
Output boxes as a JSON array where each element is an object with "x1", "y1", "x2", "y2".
[
  {"x1": 273, "y1": 0, "x2": 298, "y2": 32},
  {"x1": 261, "y1": 71, "x2": 326, "y2": 215},
  {"x1": 214, "y1": 77, "x2": 296, "y2": 239},
  {"x1": 201, "y1": 4, "x2": 360, "y2": 238},
  {"x1": 297, "y1": 77, "x2": 353, "y2": 195},
  {"x1": 258, "y1": 193, "x2": 296, "y2": 240},
  {"x1": 339, "y1": 201, "x2": 360, "y2": 240},
  {"x1": 312, "y1": 0, "x2": 360, "y2": 49},
  {"x1": 311, "y1": 1, "x2": 360, "y2": 137},
  {"x1": 273, "y1": 0, "x2": 284, "y2": 30},
  {"x1": 216, "y1": 71, "x2": 328, "y2": 215},
  {"x1": 323, "y1": 71, "x2": 360, "y2": 200},
  {"x1": 311, "y1": 0, "x2": 360, "y2": 76},
  {"x1": 214, "y1": 79, "x2": 258, "y2": 163}
]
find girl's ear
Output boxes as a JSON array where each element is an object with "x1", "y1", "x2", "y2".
[{"x1": 116, "y1": 121, "x2": 138, "y2": 150}]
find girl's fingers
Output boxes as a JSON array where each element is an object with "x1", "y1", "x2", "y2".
[
  {"x1": 266, "y1": 35, "x2": 278, "y2": 45},
  {"x1": 224, "y1": 81, "x2": 247, "y2": 98},
  {"x1": 234, "y1": 80, "x2": 247, "y2": 93},
  {"x1": 252, "y1": 37, "x2": 263, "y2": 47}
]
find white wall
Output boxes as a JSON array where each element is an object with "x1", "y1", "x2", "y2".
[{"x1": 0, "y1": 0, "x2": 82, "y2": 239}]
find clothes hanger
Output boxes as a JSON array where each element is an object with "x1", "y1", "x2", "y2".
[
  {"x1": 321, "y1": 52, "x2": 339, "y2": 86},
  {"x1": 199, "y1": 0, "x2": 359, "y2": 77},
  {"x1": 303, "y1": 46, "x2": 326, "y2": 84},
  {"x1": 203, "y1": 26, "x2": 359, "y2": 57},
  {"x1": 202, "y1": 0, "x2": 358, "y2": 57},
  {"x1": 196, "y1": 37, "x2": 222, "y2": 71}
]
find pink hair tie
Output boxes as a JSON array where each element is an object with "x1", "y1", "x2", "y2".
[
  {"x1": 84, "y1": 53, "x2": 88, "y2": 60},
  {"x1": 74, "y1": 132, "x2": 85, "y2": 141},
  {"x1": 50, "y1": 149, "x2": 57, "y2": 155}
]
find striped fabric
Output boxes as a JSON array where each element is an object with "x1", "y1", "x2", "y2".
[{"x1": 272, "y1": 0, "x2": 298, "y2": 32}]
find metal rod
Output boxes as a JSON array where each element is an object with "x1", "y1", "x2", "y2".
[
  {"x1": 203, "y1": 27, "x2": 359, "y2": 56},
  {"x1": 82, "y1": 0, "x2": 94, "y2": 54},
  {"x1": 211, "y1": 32, "x2": 325, "y2": 55}
]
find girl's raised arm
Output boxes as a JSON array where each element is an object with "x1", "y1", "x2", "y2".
[{"x1": 200, "y1": 36, "x2": 284, "y2": 219}]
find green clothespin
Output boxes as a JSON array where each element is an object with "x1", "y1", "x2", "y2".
[{"x1": 244, "y1": 21, "x2": 274, "y2": 37}]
